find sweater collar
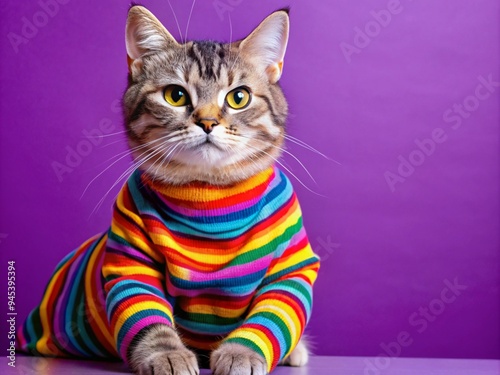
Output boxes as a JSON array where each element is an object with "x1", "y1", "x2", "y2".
[{"x1": 139, "y1": 167, "x2": 276, "y2": 214}]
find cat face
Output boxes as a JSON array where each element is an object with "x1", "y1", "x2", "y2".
[{"x1": 123, "y1": 6, "x2": 289, "y2": 185}]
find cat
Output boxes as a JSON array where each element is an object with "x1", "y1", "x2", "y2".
[{"x1": 17, "y1": 6, "x2": 320, "y2": 375}]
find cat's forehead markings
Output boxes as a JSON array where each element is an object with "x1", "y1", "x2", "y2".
[
  {"x1": 227, "y1": 69, "x2": 234, "y2": 87},
  {"x1": 189, "y1": 41, "x2": 228, "y2": 81},
  {"x1": 188, "y1": 69, "x2": 200, "y2": 84}
]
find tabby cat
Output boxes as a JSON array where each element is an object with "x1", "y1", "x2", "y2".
[{"x1": 17, "y1": 6, "x2": 320, "y2": 375}]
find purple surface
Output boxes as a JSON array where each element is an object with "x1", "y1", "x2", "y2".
[
  {"x1": 1, "y1": 0, "x2": 499, "y2": 361},
  {"x1": 4, "y1": 356, "x2": 500, "y2": 375}
]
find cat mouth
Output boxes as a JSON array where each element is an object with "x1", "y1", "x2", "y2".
[
  {"x1": 201, "y1": 136, "x2": 225, "y2": 150},
  {"x1": 182, "y1": 135, "x2": 226, "y2": 152},
  {"x1": 203, "y1": 138, "x2": 224, "y2": 150}
]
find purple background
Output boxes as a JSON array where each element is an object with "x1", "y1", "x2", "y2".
[{"x1": 1, "y1": 0, "x2": 499, "y2": 361}]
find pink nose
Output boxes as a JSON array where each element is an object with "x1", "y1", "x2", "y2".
[{"x1": 195, "y1": 118, "x2": 219, "y2": 134}]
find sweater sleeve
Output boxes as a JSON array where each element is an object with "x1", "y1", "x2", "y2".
[
  {"x1": 223, "y1": 197, "x2": 320, "y2": 373},
  {"x1": 102, "y1": 181, "x2": 174, "y2": 364}
]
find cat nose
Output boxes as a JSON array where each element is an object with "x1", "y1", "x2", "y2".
[{"x1": 195, "y1": 118, "x2": 219, "y2": 134}]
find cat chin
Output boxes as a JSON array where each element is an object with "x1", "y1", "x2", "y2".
[
  {"x1": 140, "y1": 155, "x2": 276, "y2": 186},
  {"x1": 190, "y1": 144, "x2": 229, "y2": 162},
  {"x1": 176, "y1": 144, "x2": 241, "y2": 167}
]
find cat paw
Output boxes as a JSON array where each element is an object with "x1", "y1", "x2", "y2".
[
  {"x1": 280, "y1": 339, "x2": 309, "y2": 367},
  {"x1": 129, "y1": 325, "x2": 199, "y2": 375},
  {"x1": 133, "y1": 348, "x2": 199, "y2": 375},
  {"x1": 210, "y1": 343, "x2": 267, "y2": 375}
]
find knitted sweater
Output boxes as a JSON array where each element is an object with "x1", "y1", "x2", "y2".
[{"x1": 17, "y1": 167, "x2": 320, "y2": 372}]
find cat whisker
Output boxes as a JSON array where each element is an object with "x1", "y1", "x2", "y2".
[
  {"x1": 135, "y1": 140, "x2": 180, "y2": 184},
  {"x1": 97, "y1": 136, "x2": 166, "y2": 163},
  {"x1": 184, "y1": 0, "x2": 197, "y2": 43},
  {"x1": 87, "y1": 146, "x2": 136, "y2": 174},
  {"x1": 284, "y1": 134, "x2": 342, "y2": 165},
  {"x1": 151, "y1": 146, "x2": 169, "y2": 181},
  {"x1": 238, "y1": 135, "x2": 317, "y2": 185},
  {"x1": 132, "y1": 143, "x2": 175, "y2": 187},
  {"x1": 164, "y1": 134, "x2": 200, "y2": 143},
  {"x1": 89, "y1": 158, "x2": 143, "y2": 217},
  {"x1": 243, "y1": 142, "x2": 327, "y2": 198},
  {"x1": 228, "y1": 15, "x2": 242, "y2": 73},
  {"x1": 167, "y1": 0, "x2": 184, "y2": 43},
  {"x1": 80, "y1": 134, "x2": 174, "y2": 199},
  {"x1": 147, "y1": 145, "x2": 170, "y2": 182},
  {"x1": 228, "y1": 12, "x2": 233, "y2": 45},
  {"x1": 130, "y1": 116, "x2": 169, "y2": 134},
  {"x1": 85, "y1": 130, "x2": 128, "y2": 139},
  {"x1": 269, "y1": 145, "x2": 317, "y2": 185},
  {"x1": 163, "y1": 143, "x2": 184, "y2": 173},
  {"x1": 228, "y1": 144, "x2": 260, "y2": 179},
  {"x1": 89, "y1": 143, "x2": 174, "y2": 217},
  {"x1": 75, "y1": 133, "x2": 128, "y2": 153},
  {"x1": 228, "y1": 44, "x2": 241, "y2": 74},
  {"x1": 150, "y1": 143, "x2": 181, "y2": 181}
]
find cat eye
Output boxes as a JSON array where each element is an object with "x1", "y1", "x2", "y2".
[
  {"x1": 164, "y1": 85, "x2": 191, "y2": 107},
  {"x1": 226, "y1": 87, "x2": 252, "y2": 110}
]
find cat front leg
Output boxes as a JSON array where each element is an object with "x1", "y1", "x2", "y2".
[
  {"x1": 102, "y1": 186, "x2": 199, "y2": 374},
  {"x1": 210, "y1": 337, "x2": 309, "y2": 375},
  {"x1": 209, "y1": 264, "x2": 318, "y2": 374},
  {"x1": 129, "y1": 324, "x2": 199, "y2": 375}
]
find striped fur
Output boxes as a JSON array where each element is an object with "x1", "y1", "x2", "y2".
[{"x1": 123, "y1": 6, "x2": 289, "y2": 185}]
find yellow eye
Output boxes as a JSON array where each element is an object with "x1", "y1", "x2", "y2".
[
  {"x1": 226, "y1": 87, "x2": 251, "y2": 109},
  {"x1": 164, "y1": 85, "x2": 190, "y2": 107}
]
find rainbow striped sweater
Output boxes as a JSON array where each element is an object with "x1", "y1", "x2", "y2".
[{"x1": 17, "y1": 167, "x2": 320, "y2": 372}]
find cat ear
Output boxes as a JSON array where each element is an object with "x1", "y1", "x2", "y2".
[
  {"x1": 239, "y1": 10, "x2": 290, "y2": 83},
  {"x1": 126, "y1": 6, "x2": 178, "y2": 62}
]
